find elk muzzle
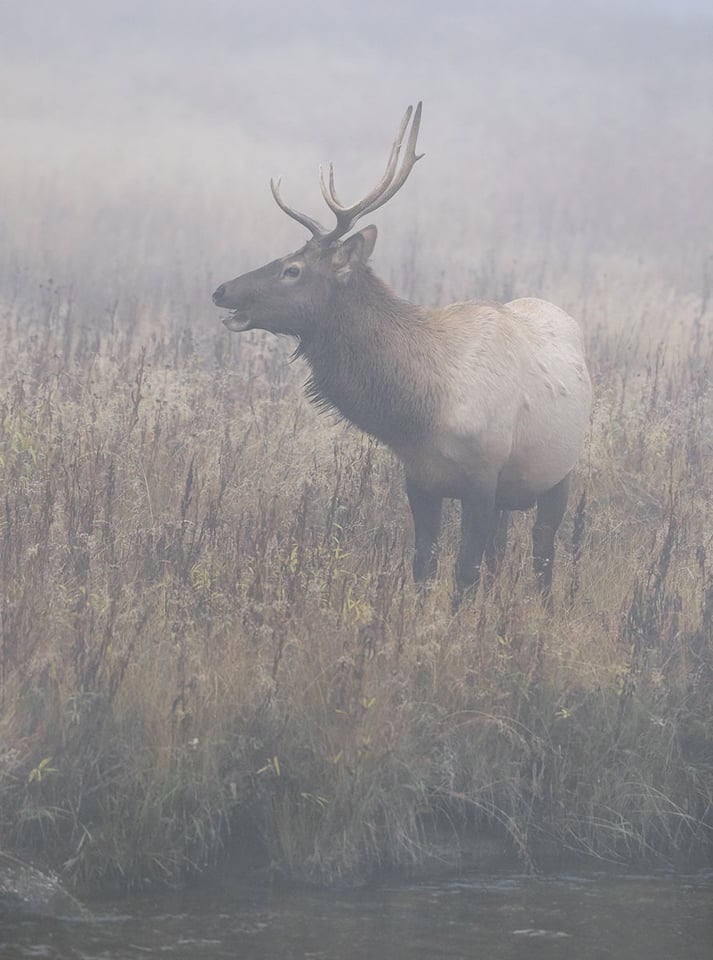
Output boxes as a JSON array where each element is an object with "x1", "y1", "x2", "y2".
[{"x1": 212, "y1": 283, "x2": 228, "y2": 305}]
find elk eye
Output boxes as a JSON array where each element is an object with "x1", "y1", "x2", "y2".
[{"x1": 282, "y1": 264, "x2": 301, "y2": 280}]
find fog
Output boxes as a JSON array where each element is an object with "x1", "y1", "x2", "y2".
[
  {"x1": 2, "y1": 0, "x2": 712, "y2": 319},
  {"x1": 2, "y1": 2, "x2": 713, "y2": 912}
]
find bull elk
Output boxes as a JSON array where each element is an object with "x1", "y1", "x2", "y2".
[{"x1": 213, "y1": 103, "x2": 592, "y2": 607}]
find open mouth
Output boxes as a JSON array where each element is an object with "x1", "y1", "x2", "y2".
[{"x1": 222, "y1": 311, "x2": 253, "y2": 333}]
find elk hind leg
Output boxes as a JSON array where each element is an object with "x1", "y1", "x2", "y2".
[
  {"x1": 406, "y1": 479, "x2": 442, "y2": 585},
  {"x1": 532, "y1": 473, "x2": 570, "y2": 610}
]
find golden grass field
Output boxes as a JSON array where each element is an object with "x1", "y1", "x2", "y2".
[{"x1": 1, "y1": 239, "x2": 711, "y2": 888}]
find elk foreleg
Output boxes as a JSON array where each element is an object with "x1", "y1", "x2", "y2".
[
  {"x1": 532, "y1": 473, "x2": 570, "y2": 610},
  {"x1": 455, "y1": 492, "x2": 498, "y2": 605},
  {"x1": 483, "y1": 510, "x2": 509, "y2": 590},
  {"x1": 406, "y1": 479, "x2": 443, "y2": 584}
]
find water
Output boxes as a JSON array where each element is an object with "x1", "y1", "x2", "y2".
[{"x1": 1, "y1": 870, "x2": 711, "y2": 959}]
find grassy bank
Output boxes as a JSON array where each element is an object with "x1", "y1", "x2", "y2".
[{"x1": 0, "y1": 257, "x2": 711, "y2": 891}]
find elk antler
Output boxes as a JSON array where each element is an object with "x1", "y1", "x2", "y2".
[
  {"x1": 270, "y1": 103, "x2": 424, "y2": 243},
  {"x1": 319, "y1": 102, "x2": 424, "y2": 241},
  {"x1": 270, "y1": 176, "x2": 329, "y2": 239}
]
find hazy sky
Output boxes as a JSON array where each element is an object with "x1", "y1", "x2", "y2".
[{"x1": 2, "y1": 1, "x2": 712, "y2": 306}]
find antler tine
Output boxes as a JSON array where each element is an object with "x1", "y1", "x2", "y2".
[
  {"x1": 319, "y1": 103, "x2": 423, "y2": 241},
  {"x1": 270, "y1": 176, "x2": 329, "y2": 239},
  {"x1": 319, "y1": 104, "x2": 412, "y2": 216},
  {"x1": 325, "y1": 162, "x2": 343, "y2": 208},
  {"x1": 356, "y1": 101, "x2": 424, "y2": 219}
]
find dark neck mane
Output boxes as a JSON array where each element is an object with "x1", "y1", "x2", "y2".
[{"x1": 295, "y1": 267, "x2": 440, "y2": 444}]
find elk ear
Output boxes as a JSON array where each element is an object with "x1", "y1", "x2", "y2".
[{"x1": 333, "y1": 225, "x2": 378, "y2": 282}]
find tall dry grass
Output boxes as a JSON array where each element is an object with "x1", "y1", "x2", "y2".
[{"x1": 0, "y1": 240, "x2": 711, "y2": 890}]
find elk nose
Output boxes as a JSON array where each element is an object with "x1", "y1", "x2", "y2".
[{"x1": 212, "y1": 284, "x2": 226, "y2": 304}]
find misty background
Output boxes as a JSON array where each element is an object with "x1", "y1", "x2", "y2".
[{"x1": 2, "y1": 0, "x2": 712, "y2": 331}]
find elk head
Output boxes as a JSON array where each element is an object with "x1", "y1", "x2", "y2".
[{"x1": 212, "y1": 103, "x2": 424, "y2": 337}]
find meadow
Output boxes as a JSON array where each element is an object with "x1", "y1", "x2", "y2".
[{"x1": 0, "y1": 222, "x2": 711, "y2": 890}]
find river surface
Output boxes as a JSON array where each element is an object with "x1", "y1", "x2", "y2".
[{"x1": 1, "y1": 869, "x2": 711, "y2": 959}]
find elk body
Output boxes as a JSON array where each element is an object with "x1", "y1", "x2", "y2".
[{"x1": 213, "y1": 104, "x2": 592, "y2": 606}]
